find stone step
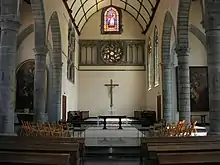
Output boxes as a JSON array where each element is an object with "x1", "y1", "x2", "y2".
[{"x1": 84, "y1": 146, "x2": 141, "y2": 158}]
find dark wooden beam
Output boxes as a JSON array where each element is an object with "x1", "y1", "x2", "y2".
[
  {"x1": 124, "y1": 0, "x2": 128, "y2": 10},
  {"x1": 95, "y1": 0, "x2": 98, "y2": 11},
  {"x1": 137, "y1": 0, "x2": 151, "y2": 17},
  {"x1": 143, "y1": 0, "x2": 161, "y2": 34},
  {"x1": 62, "y1": 0, "x2": 80, "y2": 36},
  {"x1": 136, "y1": 0, "x2": 144, "y2": 19},
  {"x1": 80, "y1": 0, "x2": 87, "y2": 21}
]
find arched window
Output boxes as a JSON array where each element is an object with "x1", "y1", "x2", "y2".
[
  {"x1": 101, "y1": 6, "x2": 122, "y2": 34},
  {"x1": 147, "y1": 38, "x2": 152, "y2": 90},
  {"x1": 154, "y1": 26, "x2": 159, "y2": 86}
]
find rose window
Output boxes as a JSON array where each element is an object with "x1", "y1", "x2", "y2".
[{"x1": 101, "y1": 43, "x2": 123, "y2": 64}]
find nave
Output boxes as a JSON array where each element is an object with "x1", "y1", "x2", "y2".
[
  {"x1": 2, "y1": 0, "x2": 220, "y2": 165},
  {"x1": 83, "y1": 118, "x2": 208, "y2": 164},
  {"x1": 1, "y1": 117, "x2": 214, "y2": 165}
]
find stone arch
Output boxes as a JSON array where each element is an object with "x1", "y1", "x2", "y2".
[
  {"x1": 176, "y1": 0, "x2": 192, "y2": 123},
  {"x1": 30, "y1": 0, "x2": 47, "y2": 46},
  {"x1": 161, "y1": 11, "x2": 176, "y2": 123},
  {"x1": 47, "y1": 11, "x2": 62, "y2": 122},
  {"x1": 189, "y1": 24, "x2": 206, "y2": 50},
  {"x1": 15, "y1": 59, "x2": 49, "y2": 114},
  {"x1": 17, "y1": 24, "x2": 34, "y2": 50}
]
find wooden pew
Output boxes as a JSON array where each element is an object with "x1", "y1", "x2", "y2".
[
  {"x1": 0, "y1": 142, "x2": 80, "y2": 165},
  {"x1": 144, "y1": 146, "x2": 220, "y2": 165},
  {"x1": 0, "y1": 136, "x2": 85, "y2": 159},
  {"x1": 141, "y1": 136, "x2": 220, "y2": 144},
  {"x1": 156, "y1": 151, "x2": 220, "y2": 165},
  {"x1": 141, "y1": 136, "x2": 220, "y2": 165},
  {"x1": 0, "y1": 151, "x2": 70, "y2": 165},
  {"x1": 147, "y1": 143, "x2": 220, "y2": 152}
]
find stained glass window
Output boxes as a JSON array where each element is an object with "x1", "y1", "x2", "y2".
[
  {"x1": 101, "y1": 6, "x2": 122, "y2": 34},
  {"x1": 154, "y1": 26, "x2": 159, "y2": 86},
  {"x1": 147, "y1": 38, "x2": 152, "y2": 90}
]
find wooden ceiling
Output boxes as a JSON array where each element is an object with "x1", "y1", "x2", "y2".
[{"x1": 63, "y1": 0, "x2": 160, "y2": 35}]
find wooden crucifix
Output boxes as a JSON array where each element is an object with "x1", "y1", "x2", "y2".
[{"x1": 104, "y1": 79, "x2": 119, "y2": 109}]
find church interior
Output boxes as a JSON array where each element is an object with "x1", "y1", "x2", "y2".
[{"x1": 0, "y1": 0, "x2": 220, "y2": 165}]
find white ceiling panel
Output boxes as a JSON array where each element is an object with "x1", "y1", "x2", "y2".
[
  {"x1": 63, "y1": 0, "x2": 160, "y2": 34},
  {"x1": 126, "y1": 5, "x2": 138, "y2": 19},
  {"x1": 137, "y1": 14, "x2": 146, "y2": 29},
  {"x1": 150, "y1": 0, "x2": 157, "y2": 6},
  {"x1": 127, "y1": 0, "x2": 140, "y2": 12},
  {"x1": 140, "y1": 7, "x2": 149, "y2": 21},
  {"x1": 67, "y1": 0, "x2": 75, "y2": 6},
  {"x1": 142, "y1": 0, "x2": 153, "y2": 14},
  {"x1": 78, "y1": 17, "x2": 86, "y2": 31},
  {"x1": 71, "y1": 0, "x2": 81, "y2": 18},
  {"x1": 81, "y1": 0, "x2": 87, "y2": 4},
  {"x1": 112, "y1": 0, "x2": 125, "y2": 9},
  {"x1": 86, "y1": 5, "x2": 97, "y2": 20},
  {"x1": 98, "y1": 0, "x2": 111, "y2": 9},
  {"x1": 75, "y1": 8, "x2": 84, "y2": 22},
  {"x1": 83, "y1": 0, "x2": 95, "y2": 12}
]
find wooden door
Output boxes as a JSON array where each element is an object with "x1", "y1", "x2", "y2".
[
  {"x1": 157, "y1": 95, "x2": 162, "y2": 121},
  {"x1": 62, "y1": 95, "x2": 67, "y2": 121}
]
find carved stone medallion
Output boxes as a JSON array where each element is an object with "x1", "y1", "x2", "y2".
[{"x1": 101, "y1": 42, "x2": 123, "y2": 64}]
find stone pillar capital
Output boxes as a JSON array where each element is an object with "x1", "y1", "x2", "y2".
[
  {"x1": 33, "y1": 46, "x2": 49, "y2": 56},
  {"x1": 0, "y1": 18, "x2": 20, "y2": 31},
  {"x1": 175, "y1": 46, "x2": 190, "y2": 57}
]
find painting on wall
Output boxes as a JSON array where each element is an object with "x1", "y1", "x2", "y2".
[
  {"x1": 176, "y1": 66, "x2": 209, "y2": 112},
  {"x1": 16, "y1": 60, "x2": 35, "y2": 112}
]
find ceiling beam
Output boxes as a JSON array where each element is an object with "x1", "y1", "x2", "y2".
[
  {"x1": 63, "y1": 0, "x2": 161, "y2": 35},
  {"x1": 120, "y1": 0, "x2": 148, "y2": 25},
  {"x1": 80, "y1": 0, "x2": 87, "y2": 21},
  {"x1": 124, "y1": 0, "x2": 128, "y2": 10},
  {"x1": 62, "y1": 0, "x2": 80, "y2": 35},
  {"x1": 148, "y1": 0, "x2": 154, "y2": 8},
  {"x1": 70, "y1": 0, "x2": 77, "y2": 9},
  {"x1": 143, "y1": 0, "x2": 160, "y2": 34},
  {"x1": 136, "y1": 0, "x2": 144, "y2": 19},
  {"x1": 137, "y1": 0, "x2": 151, "y2": 17},
  {"x1": 95, "y1": 0, "x2": 98, "y2": 11}
]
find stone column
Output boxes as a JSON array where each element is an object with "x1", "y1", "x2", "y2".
[
  {"x1": 176, "y1": 47, "x2": 191, "y2": 124},
  {"x1": 48, "y1": 64, "x2": 62, "y2": 123},
  {"x1": 205, "y1": 0, "x2": 220, "y2": 135},
  {"x1": 0, "y1": 1, "x2": 20, "y2": 133},
  {"x1": 162, "y1": 63, "x2": 173, "y2": 123},
  {"x1": 33, "y1": 46, "x2": 48, "y2": 123}
]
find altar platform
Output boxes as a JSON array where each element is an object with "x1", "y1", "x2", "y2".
[
  {"x1": 84, "y1": 117, "x2": 141, "y2": 146},
  {"x1": 82, "y1": 117, "x2": 208, "y2": 164},
  {"x1": 85, "y1": 117, "x2": 134, "y2": 125},
  {"x1": 83, "y1": 118, "x2": 208, "y2": 146}
]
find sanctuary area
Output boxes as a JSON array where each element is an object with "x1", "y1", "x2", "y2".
[{"x1": 0, "y1": 0, "x2": 220, "y2": 165}]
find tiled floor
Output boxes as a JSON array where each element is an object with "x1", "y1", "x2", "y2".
[
  {"x1": 84, "y1": 118, "x2": 142, "y2": 146},
  {"x1": 83, "y1": 119, "x2": 208, "y2": 165}
]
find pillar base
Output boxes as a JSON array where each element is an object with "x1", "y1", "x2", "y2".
[{"x1": 0, "y1": 132, "x2": 17, "y2": 136}]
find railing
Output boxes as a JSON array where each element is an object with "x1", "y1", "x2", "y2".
[{"x1": 79, "y1": 40, "x2": 145, "y2": 70}]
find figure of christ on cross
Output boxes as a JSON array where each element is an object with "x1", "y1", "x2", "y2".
[{"x1": 104, "y1": 79, "x2": 119, "y2": 115}]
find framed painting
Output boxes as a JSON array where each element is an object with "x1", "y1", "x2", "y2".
[
  {"x1": 16, "y1": 60, "x2": 35, "y2": 112},
  {"x1": 176, "y1": 66, "x2": 209, "y2": 112}
]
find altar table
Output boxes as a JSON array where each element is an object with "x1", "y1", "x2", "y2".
[{"x1": 98, "y1": 115, "x2": 127, "y2": 129}]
